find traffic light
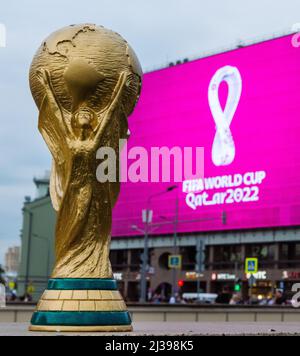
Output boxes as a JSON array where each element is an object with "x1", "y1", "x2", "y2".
[
  {"x1": 234, "y1": 283, "x2": 241, "y2": 292},
  {"x1": 234, "y1": 279, "x2": 242, "y2": 292},
  {"x1": 178, "y1": 280, "x2": 184, "y2": 288}
]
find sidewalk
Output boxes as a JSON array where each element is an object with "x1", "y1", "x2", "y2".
[{"x1": 0, "y1": 322, "x2": 300, "y2": 336}]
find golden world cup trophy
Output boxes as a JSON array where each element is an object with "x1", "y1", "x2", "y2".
[{"x1": 28, "y1": 24, "x2": 142, "y2": 332}]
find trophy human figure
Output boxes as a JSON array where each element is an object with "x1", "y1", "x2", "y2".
[{"x1": 29, "y1": 24, "x2": 142, "y2": 332}]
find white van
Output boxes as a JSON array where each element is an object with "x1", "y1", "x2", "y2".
[{"x1": 182, "y1": 293, "x2": 218, "y2": 304}]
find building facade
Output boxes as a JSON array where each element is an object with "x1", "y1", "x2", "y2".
[
  {"x1": 109, "y1": 228, "x2": 300, "y2": 302},
  {"x1": 18, "y1": 174, "x2": 56, "y2": 300},
  {"x1": 18, "y1": 176, "x2": 300, "y2": 302}
]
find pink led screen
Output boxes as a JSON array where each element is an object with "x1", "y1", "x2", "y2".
[{"x1": 112, "y1": 34, "x2": 300, "y2": 236}]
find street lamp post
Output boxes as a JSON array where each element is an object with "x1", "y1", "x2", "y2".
[
  {"x1": 171, "y1": 190, "x2": 179, "y2": 298},
  {"x1": 138, "y1": 186, "x2": 178, "y2": 303},
  {"x1": 196, "y1": 238, "x2": 204, "y2": 296},
  {"x1": 131, "y1": 221, "x2": 154, "y2": 304},
  {"x1": 140, "y1": 209, "x2": 151, "y2": 304}
]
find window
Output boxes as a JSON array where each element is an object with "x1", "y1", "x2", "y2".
[
  {"x1": 245, "y1": 244, "x2": 275, "y2": 268},
  {"x1": 212, "y1": 245, "x2": 242, "y2": 270},
  {"x1": 110, "y1": 250, "x2": 128, "y2": 271},
  {"x1": 130, "y1": 249, "x2": 144, "y2": 272},
  {"x1": 279, "y1": 243, "x2": 300, "y2": 268},
  {"x1": 180, "y1": 246, "x2": 196, "y2": 271},
  {"x1": 158, "y1": 252, "x2": 171, "y2": 270}
]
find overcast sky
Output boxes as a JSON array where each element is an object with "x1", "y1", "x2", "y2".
[{"x1": 0, "y1": 0, "x2": 300, "y2": 265}]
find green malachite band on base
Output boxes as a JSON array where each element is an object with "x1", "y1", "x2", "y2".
[
  {"x1": 31, "y1": 311, "x2": 132, "y2": 326},
  {"x1": 47, "y1": 278, "x2": 118, "y2": 290}
]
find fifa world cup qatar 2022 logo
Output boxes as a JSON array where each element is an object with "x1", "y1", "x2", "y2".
[{"x1": 208, "y1": 65, "x2": 242, "y2": 166}]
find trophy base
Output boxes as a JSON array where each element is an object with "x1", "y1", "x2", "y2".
[{"x1": 29, "y1": 279, "x2": 132, "y2": 332}]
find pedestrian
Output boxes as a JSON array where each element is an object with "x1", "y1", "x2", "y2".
[
  {"x1": 169, "y1": 295, "x2": 176, "y2": 304},
  {"x1": 230, "y1": 292, "x2": 243, "y2": 305},
  {"x1": 215, "y1": 285, "x2": 232, "y2": 304},
  {"x1": 147, "y1": 288, "x2": 153, "y2": 302},
  {"x1": 274, "y1": 289, "x2": 287, "y2": 305},
  {"x1": 25, "y1": 281, "x2": 35, "y2": 302},
  {"x1": 152, "y1": 293, "x2": 161, "y2": 304}
]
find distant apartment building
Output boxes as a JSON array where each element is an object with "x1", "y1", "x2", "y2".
[{"x1": 5, "y1": 246, "x2": 20, "y2": 274}]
